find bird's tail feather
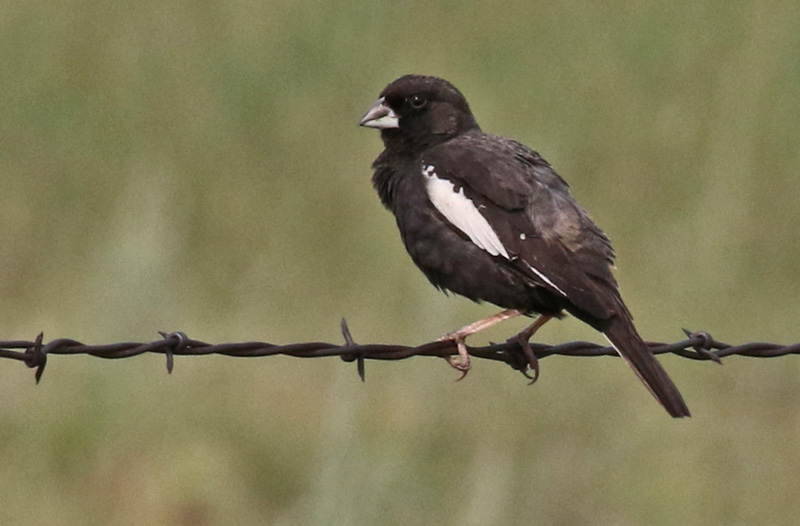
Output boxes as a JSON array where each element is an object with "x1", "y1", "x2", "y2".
[{"x1": 603, "y1": 317, "x2": 690, "y2": 418}]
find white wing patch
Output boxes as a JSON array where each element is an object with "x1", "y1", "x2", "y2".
[
  {"x1": 422, "y1": 164, "x2": 510, "y2": 259},
  {"x1": 422, "y1": 164, "x2": 568, "y2": 298}
]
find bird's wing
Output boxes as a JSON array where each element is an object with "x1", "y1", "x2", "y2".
[{"x1": 422, "y1": 132, "x2": 622, "y2": 322}]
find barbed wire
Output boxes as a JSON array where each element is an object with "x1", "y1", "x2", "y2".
[{"x1": 1, "y1": 321, "x2": 799, "y2": 384}]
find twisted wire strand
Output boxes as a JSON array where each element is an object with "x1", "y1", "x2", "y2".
[{"x1": 1, "y1": 322, "x2": 798, "y2": 383}]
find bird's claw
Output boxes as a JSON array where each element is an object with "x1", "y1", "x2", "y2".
[
  {"x1": 440, "y1": 333, "x2": 472, "y2": 380},
  {"x1": 447, "y1": 358, "x2": 471, "y2": 381},
  {"x1": 516, "y1": 334, "x2": 540, "y2": 384}
]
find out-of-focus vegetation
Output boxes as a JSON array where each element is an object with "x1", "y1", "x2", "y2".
[{"x1": 2, "y1": 1, "x2": 800, "y2": 524}]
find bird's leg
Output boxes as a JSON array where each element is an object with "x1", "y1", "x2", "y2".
[
  {"x1": 518, "y1": 314, "x2": 553, "y2": 342},
  {"x1": 439, "y1": 309, "x2": 523, "y2": 380}
]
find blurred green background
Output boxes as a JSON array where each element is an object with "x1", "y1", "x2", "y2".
[{"x1": 2, "y1": 1, "x2": 800, "y2": 524}]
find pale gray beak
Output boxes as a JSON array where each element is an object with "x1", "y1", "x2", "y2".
[{"x1": 359, "y1": 97, "x2": 399, "y2": 129}]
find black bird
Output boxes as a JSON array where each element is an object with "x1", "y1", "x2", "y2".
[{"x1": 359, "y1": 74, "x2": 690, "y2": 418}]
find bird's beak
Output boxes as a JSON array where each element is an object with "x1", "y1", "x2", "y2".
[{"x1": 359, "y1": 97, "x2": 399, "y2": 129}]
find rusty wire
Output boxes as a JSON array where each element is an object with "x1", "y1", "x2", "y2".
[{"x1": 1, "y1": 321, "x2": 799, "y2": 384}]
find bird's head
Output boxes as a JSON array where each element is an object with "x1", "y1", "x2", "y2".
[{"x1": 359, "y1": 75, "x2": 480, "y2": 153}]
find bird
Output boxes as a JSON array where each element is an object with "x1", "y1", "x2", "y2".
[{"x1": 359, "y1": 74, "x2": 690, "y2": 418}]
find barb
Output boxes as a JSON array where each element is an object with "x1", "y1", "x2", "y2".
[{"x1": 1, "y1": 324, "x2": 799, "y2": 383}]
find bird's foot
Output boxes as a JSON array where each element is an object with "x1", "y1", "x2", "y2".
[
  {"x1": 439, "y1": 332, "x2": 472, "y2": 381},
  {"x1": 437, "y1": 310, "x2": 524, "y2": 380},
  {"x1": 508, "y1": 314, "x2": 552, "y2": 384},
  {"x1": 515, "y1": 333, "x2": 540, "y2": 384}
]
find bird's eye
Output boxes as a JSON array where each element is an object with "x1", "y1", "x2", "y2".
[{"x1": 408, "y1": 94, "x2": 427, "y2": 109}]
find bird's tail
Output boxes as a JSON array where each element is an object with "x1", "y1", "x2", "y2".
[{"x1": 603, "y1": 316, "x2": 691, "y2": 418}]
